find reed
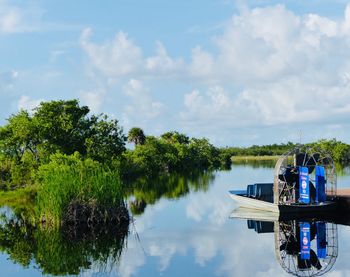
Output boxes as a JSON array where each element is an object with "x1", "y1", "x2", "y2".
[{"x1": 35, "y1": 156, "x2": 126, "y2": 225}]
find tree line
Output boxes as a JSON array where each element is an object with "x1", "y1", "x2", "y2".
[
  {"x1": 0, "y1": 99, "x2": 231, "y2": 190},
  {"x1": 227, "y1": 139, "x2": 350, "y2": 165},
  {"x1": 1, "y1": 99, "x2": 349, "y2": 224}
]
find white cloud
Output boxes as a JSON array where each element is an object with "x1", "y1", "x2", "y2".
[
  {"x1": 17, "y1": 95, "x2": 43, "y2": 112},
  {"x1": 0, "y1": 1, "x2": 81, "y2": 34},
  {"x1": 0, "y1": 0, "x2": 45, "y2": 33},
  {"x1": 49, "y1": 50, "x2": 66, "y2": 63},
  {"x1": 181, "y1": 86, "x2": 254, "y2": 129},
  {"x1": 213, "y1": 5, "x2": 303, "y2": 83},
  {"x1": 78, "y1": 4, "x2": 350, "y2": 145},
  {"x1": 178, "y1": 4, "x2": 350, "y2": 143},
  {"x1": 0, "y1": 70, "x2": 18, "y2": 90},
  {"x1": 79, "y1": 88, "x2": 106, "y2": 114},
  {"x1": 80, "y1": 29, "x2": 185, "y2": 81},
  {"x1": 0, "y1": 8, "x2": 21, "y2": 33},
  {"x1": 80, "y1": 28, "x2": 143, "y2": 78},
  {"x1": 304, "y1": 14, "x2": 338, "y2": 37},
  {"x1": 146, "y1": 41, "x2": 184, "y2": 75},
  {"x1": 189, "y1": 46, "x2": 214, "y2": 78},
  {"x1": 122, "y1": 79, "x2": 165, "y2": 129},
  {"x1": 342, "y1": 4, "x2": 350, "y2": 34}
]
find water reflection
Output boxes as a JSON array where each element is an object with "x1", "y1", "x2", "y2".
[
  {"x1": 127, "y1": 170, "x2": 215, "y2": 216},
  {"x1": 0, "y1": 171, "x2": 216, "y2": 276},
  {"x1": 1, "y1": 164, "x2": 350, "y2": 276},
  {"x1": 276, "y1": 220, "x2": 337, "y2": 276},
  {"x1": 0, "y1": 209, "x2": 129, "y2": 275},
  {"x1": 232, "y1": 209, "x2": 338, "y2": 277},
  {"x1": 232, "y1": 159, "x2": 276, "y2": 169}
]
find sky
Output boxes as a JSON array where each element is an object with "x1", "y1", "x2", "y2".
[{"x1": 1, "y1": 0, "x2": 350, "y2": 146}]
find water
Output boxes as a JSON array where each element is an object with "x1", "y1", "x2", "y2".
[{"x1": 1, "y1": 165, "x2": 350, "y2": 276}]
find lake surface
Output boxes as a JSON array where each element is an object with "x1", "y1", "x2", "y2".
[{"x1": 1, "y1": 164, "x2": 350, "y2": 276}]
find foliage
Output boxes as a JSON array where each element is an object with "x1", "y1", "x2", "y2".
[
  {"x1": 0, "y1": 110, "x2": 39, "y2": 161},
  {"x1": 85, "y1": 115, "x2": 126, "y2": 162},
  {"x1": 0, "y1": 151, "x2": 36, "y2": 189},
  {"x1": 0, "y1": 99, "x2": 231, "y2": 188},
  {"x1": 227, "y1": 142, "x2": 297, "y2": 157},
  {"x1": 161, "y1": 131, "x2": 189, "y2": 145},
  {"x1": 33, "y1": 99, "x2": 90, "y2": 155},
  {"x1": 122, "y1": 135, "x2": 231, "y2": 179},
  {"x1": 311, "y1": 139, "x2": 350, "y2": 165},
  {"x1": 229, "y1": 139, "x2": 350, "y2": 165},
  {"x1": 0, "y1": 100, "x2": 126, "y2": 187}
]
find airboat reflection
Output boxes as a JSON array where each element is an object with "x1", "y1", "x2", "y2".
[{"x1": 231, "y1": 209, "x2": 338, "y2": 277}]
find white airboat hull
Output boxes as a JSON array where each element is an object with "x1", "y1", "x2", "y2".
[
  {"x1": 229, "y1": 192, "x2": 337, "y2": 215},
  {"x1": 230, "y1": 207, "x2": 279, "y2": 222},
  {"x1": 229, "y1": 193, "x2": 279, "y2": 213}
]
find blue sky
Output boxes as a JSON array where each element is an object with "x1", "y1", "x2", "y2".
[{"x1": 1, "y1": 0, "x2": 350, "y2": 146}]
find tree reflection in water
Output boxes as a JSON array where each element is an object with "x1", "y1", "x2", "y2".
[
  {"x1": 0, "y1": 170, "x2": 216, "y2": 275},
  {"x1": 0, "y1": 210, "x2": 129, "y2": 275},
  {"x1": 127, "y1": 170, "x2": 216, "y2": 216}
]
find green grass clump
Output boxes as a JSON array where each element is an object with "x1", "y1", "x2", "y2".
[{"x1": 35, "y1": 152, "x2": 124, "y2": 225}]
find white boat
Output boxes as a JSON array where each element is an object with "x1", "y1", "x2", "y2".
[{"x1": 229, "y1": 191, "x2": 279, "y2": 213}]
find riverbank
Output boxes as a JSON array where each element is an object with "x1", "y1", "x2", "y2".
[{"x1": 231, "y1": 155, "x2": 279, "y2": 162}]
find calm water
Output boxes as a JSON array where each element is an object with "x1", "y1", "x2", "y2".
[{"x1": 1, "y1": 164, "x2": 350, "y2": 277}]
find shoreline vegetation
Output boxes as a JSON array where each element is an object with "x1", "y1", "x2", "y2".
[
  {"x1": 232, "y1": 155, "x2": 279, "y2": 161},
  {"x1": 0, "y1": 100, "x2": 231, "y2": 225},
  {"x1": 0, "y1": 99, "x2": 349, "y2": 226}
]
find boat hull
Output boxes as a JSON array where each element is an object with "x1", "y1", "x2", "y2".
[
  {"x1": 229, "y1": 192, "x2": 337, "y2": 214},
  {"x1": 229, "y1": 193, "x2": 279, "y2": 213}
]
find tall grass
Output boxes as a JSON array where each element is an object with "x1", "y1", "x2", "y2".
[{"x1": 35, "y1": 153, "x2": 125, "y2": 225}]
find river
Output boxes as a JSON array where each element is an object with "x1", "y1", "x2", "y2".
[{"x1": 1, "y1": 164, "x2": 350, "y2": 276}]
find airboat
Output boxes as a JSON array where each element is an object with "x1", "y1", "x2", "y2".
[{"x1": 229, "y1": 145, "x2": 338, "y2": 214}]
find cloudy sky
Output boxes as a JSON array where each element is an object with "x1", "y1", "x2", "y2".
[{"x1": 1, "y1": 0, "x2": 350, "y2": 146}]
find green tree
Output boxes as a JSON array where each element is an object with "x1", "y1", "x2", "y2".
[
  {"x1": 0, "y1": 110, "x2": 39, "y2": 161},
  {"x1": 85, "y1": 115, "x2": 126, "y2": 162},
  {"x1": 33, "y1": 99, "x2": 90, "y2": 155},
  {"x1": 127, "y1": 127, "x2": 146, "y2": 146},
  {"x1": 315, "y1": 139, "x2": 350, "y2": 164},
  {"x1": 189, "y1": 138, "x2": 219, "y2": 168},
  {"x1": 161, "y1": 131, "x2": 189, "y2": 145}
]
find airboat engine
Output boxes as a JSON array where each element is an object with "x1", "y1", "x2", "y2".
[{"x1": 274, "y1": 145, "x2": 337, "y2": 206}]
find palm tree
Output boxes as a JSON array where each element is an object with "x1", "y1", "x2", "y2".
[{"x1": 127, "y1": 127, "x2": 146, "y2": 146}]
